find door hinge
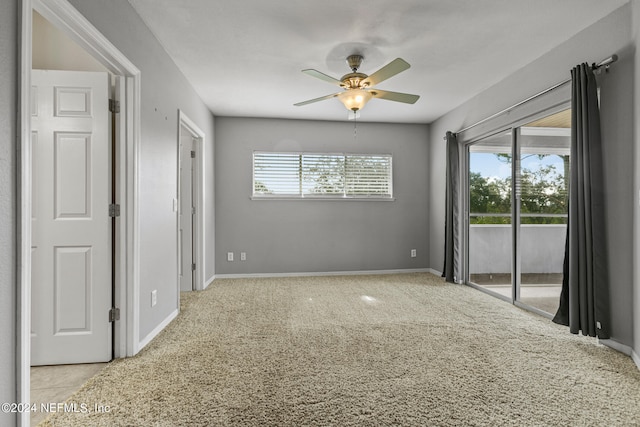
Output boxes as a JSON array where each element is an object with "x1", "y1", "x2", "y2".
[
  {"x1": 109, "y1": 204, "x2": 120, "y2": 217},
  {"x1": 109, "y1": 307, "x2": 120, "y2": 322},
  {"x1": 190, "y1": 150, "x2": 196, "y2": 158},
  {"x1": 109, "y1": 99, "x2": 120, "y2": 114},
  {"x1": 191, "y1": 206, "x2": 196, "y2": 215},
  {"x1": 192, "y1": 263, "x2": 196, "y2": 271}
]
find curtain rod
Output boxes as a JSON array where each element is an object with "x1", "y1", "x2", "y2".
[{"x1": 446, "y1": 54, "x2": 618, "y2": 139}]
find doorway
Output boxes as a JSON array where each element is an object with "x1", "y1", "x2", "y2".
[
  {"x1": 177, "y1": 111, "x2": 206, "y2": 292},
  {"x1": 179, "y1": 126, "x2": 195, "y2": 291},
  {"x1": 20, "y1": 1, "x2": 142, "y2": 425},
  {"x1": 465, "y1": 108, "x2": 570, "y2": 316},
  {"x1": 31, "y1": 9, "x2": 117, "y2": 367}
]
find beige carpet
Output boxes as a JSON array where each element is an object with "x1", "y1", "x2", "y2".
[{"x1": 40, "y1": 273, "x2": 640, "y2": 426}]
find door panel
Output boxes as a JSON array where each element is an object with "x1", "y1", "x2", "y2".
[
  {"x1": 467, "y1": 130, "x2": 513, "y2": 295},
  {"x1": 54, "y1": 246, "x2": 91, "y2": 332},
  {"x1": 517, "y1": 114, "x2": 570, "y2": 314},
  {"x1": 55, "y1": 132, "x2": 91, "y2": 217},
  {"x1": 31, "y1": 70, "x2": 111, "y2": 365}
]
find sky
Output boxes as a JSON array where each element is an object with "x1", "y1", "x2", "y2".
[{"x1": 470, "y1": 153, "x2": 565, "y2": 180}]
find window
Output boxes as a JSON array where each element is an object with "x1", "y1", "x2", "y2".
[{"x1": 253, "y1": 152, "x2": 393, "y2": 199}]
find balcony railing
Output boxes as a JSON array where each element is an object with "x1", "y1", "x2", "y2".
[{"x1": 469, "y1": 214, "x2": 567, "y2": 274}]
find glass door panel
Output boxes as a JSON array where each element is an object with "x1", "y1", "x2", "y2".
[
  {"x1": 517, "y1": 110, "x2": 570, "y2": 314},
  {"x1": 468, "y1": 130, "x2": 513, "y2": 297}
]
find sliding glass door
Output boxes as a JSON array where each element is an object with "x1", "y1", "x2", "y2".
[
  {"x1": 466, "y1": 109, "x2": 570, "y2": 316},
  {"x1": 517, "y1": 111, "x2": 570, "y2": 313},
  {"x1": 468, "y1": 130, "x2": 513, "y2": 299}
]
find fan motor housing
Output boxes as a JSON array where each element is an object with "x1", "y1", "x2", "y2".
[{"x1": 340, "y1": 72, "x2": 368, "y2": 89}]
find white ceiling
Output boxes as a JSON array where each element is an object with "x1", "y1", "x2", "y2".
[{"x1": 128, "y1": 0, "x2": 627, "y2": 124}]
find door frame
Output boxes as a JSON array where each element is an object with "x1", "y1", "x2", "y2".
[
  {"x1": 19, "y1": 0, "x2": 141, "y2": 424},
  {"x1": 461, "y1": 102, "x2": 571, "y2": 315},
  {"x1": 178, "y1": 111, "x2": 206, "y2": 291}
]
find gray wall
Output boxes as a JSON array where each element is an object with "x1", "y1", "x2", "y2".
[
  {"x1": 67, "y1": 0, "x2": 216, "y2": 340},
  {"x1": 0, "y1": 1, "x2": 17, "y2": 424},
  {"x1": 430, "y1": 4, "x2": 636, "y2": 348},
  {"x1": 215, "y1": 117, "x2": 429, "y2": 275}
]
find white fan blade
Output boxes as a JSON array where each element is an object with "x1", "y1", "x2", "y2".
[
  {"x1": 369, "y1": 89, "x2": 419, "y2": 104},
  {"x1": 362, "y1": 58, "x2": 410, "y2": 87},
  {"x1": 302, "y1": 69, "x2": 342, "y2": 86},
  {"x1": 294, "y1": 92, "x2": 341, "y2": 106}
]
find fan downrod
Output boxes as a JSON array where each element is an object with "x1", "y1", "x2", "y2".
[
  {"x1": 346, "y1": 54, "x2": 364, "y2": 72},
  {"x1": 340, "y1": 55, "x2": 368, "y2": 89}
]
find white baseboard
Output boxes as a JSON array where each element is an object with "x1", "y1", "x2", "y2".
[
  {"x1": 603, "y1": 341, "x2": 640, "y2": 372},
  {"x1": 136, "y1": 308, "x2": 178, "y2": 353},
  {"x1": 214, "y1": 268, "x2": 433, "y2": 280},
  {"x1": 428, "y1": 268, "x2": 443, "y2": 277},
  {"x1": 632, "y1": 349, "x2": 640, "y2": 371},
  {"x1": 204, "y1": 275, "x2": 215, "y2": 290},
  {"x1": 428, "y1": 268, "x2": 464, "y2": 284},
  {"x1": 598, "y1": 338, "x2": 633, "y2": 356}
]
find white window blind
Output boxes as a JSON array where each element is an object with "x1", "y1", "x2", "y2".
[
  {"x1": 253, "y1": 152, "x2": 392, "y2": 199},
  {"x1": 346, "y1": 155, "x2": 392, "y2": 196},
  {"x1": 253, "y1": 153, "x2": 300, "y2": 195}
]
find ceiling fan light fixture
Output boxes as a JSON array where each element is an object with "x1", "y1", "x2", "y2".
[
  {"x1": 295, "y1": 55, "x2": 418, "y2": 113},
  {"x1": 338, "y1": 89, "x2": 372, "y2": 111}
]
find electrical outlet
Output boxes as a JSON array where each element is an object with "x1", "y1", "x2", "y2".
[
  {"x1": 227, "y1": 252, "x2": 234, "y2": 262},
  {"x1": 240, "y1": 252, "x2": 247, "y2": 261},
  {"x1": 411, "y1": 249, "x2": 417, "y2": 258},
  {"x1": 151, "y1": 290, "x2": 157, "y2": 307}
]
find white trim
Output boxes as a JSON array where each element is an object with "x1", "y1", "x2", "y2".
[
  {"x1": 33, "y1": 0, "x2": 135, "y2": 76},
  {"x1": 598, "y1": 338, "x2": 633, "y2": 356},
  {"x1": 135, "y1": 309, "x2": 179, "y2": 352},
  {"x1": 214, "y1": 268, "x2": 433, "y2": 280},
  {"x1": 204, "y1": 275, "x2": 216, "y2": 289},
  {"x1": 632, "y1": 350, "x2": 640, "y2": 371},
  {"x1": 18, "y1": 2, "x2": 33, "y2": 426},
  {"x1": 597, "y1": 340, "x2": 640, "y2": 370},
  {"x1": 126, "y1": 75, "x2": 141, "y2": 357},
  {"x1": 112, "y1": 76, "x2": 127, "y2": 359},
  {"x1": 250, "y1": 196, "x2": 396, "y2": 202},
  {"x1": 178, "y1": 111, "x2": 206, "y2": 291},
  {"x1": 428, "y1": 268, "x2": 443, "y2": 277}
]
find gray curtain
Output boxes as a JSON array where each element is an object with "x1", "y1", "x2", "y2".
[
  {"x1": 553, "y1": 63, "x2": 610, "y2": 339},
  {"x1": 443, "y1": 131, "x2": 459, "y2": 283}
]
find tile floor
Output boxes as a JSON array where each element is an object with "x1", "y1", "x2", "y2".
[{"x1": 30, "y1": 363, "x2": 107, "y2": 426}]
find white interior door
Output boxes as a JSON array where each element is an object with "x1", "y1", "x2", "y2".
[
  {"x1": 31, "y1": 69, "x2": 112, "y2": 365},
  {"x1": 179, "y1": 130, "x2": 194, "y2": 292}
]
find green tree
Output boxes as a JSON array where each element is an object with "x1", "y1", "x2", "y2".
[
  {"x1": 345, "y1": 155, "x2": 390, "y2": 196},
  {"x1": 469, "y1": 154, "x2": 568, "y2": 225},
  {"x1": 303, "y1": 155, "x2": 344, "y2": 195},
  {"x1": 469, "y1": 172, "x2": 511, "y2": 224},
  {"x1": 253, "y1": 180, "x2": 272, "y2": 194},
  {"x1": 520, "y1": 162, "x2": 567, "y2": 224}
]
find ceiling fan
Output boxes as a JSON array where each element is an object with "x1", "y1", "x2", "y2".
[{"x1": 294, "y1": 54, "x2": 420, "y2": 112}]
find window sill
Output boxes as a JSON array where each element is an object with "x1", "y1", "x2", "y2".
[{"x1": 250, "y1": 196, "x2": 395, "y2": 202}]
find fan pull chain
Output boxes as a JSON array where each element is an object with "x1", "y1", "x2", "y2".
[{"x1": 353, "y1": 111, "x2": 357, "y2": 141}]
